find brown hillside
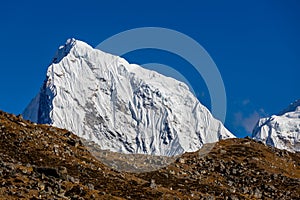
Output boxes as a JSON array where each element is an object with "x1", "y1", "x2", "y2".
[{"x1": 0, "y1": 110, "x2": 299, "y2": 199}]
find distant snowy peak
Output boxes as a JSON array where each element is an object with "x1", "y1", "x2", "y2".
[
  {"x1": 23, "y1": 38, "x2": 235, "y2": 156},
  {"x1": 252, "y1": 100, "x2": 300, "y2": 152}
]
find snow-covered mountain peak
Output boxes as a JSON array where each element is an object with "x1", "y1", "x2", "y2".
[
  {"x1": 23, "y1": 38, "x2": 235, "y2": 156},
  {"x1": 252, "y1": 100, "x2": 300, "y2": 153}
]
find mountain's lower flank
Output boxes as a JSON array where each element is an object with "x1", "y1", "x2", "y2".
[{"x1": 0, "y1": 110, "x2": 299, "y2": 199}]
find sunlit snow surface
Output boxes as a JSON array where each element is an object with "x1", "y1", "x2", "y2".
[
  {"x1": 23, "y1": 39, "x2": 235, "y2": 156},
  {"x1": 253, "y1": 100, "x2": 300, "y2": 152}
]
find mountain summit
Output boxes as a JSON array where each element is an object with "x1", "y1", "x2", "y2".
[
  {"x1": 23, "y1": 39, "x2": 235, "y2": 156},
  {"x1": 252, "y1": 100, "x2": 300, "y2": 152}
]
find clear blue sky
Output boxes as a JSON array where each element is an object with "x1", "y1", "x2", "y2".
[{"x1": 0, "y1": 0, "x2": 299, "y2": 137}]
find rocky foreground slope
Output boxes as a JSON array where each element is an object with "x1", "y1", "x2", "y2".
[{"x1": 0, "y1": 110, "x2": 299, "y2": 199}]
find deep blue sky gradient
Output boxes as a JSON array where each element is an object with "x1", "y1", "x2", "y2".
[{"x1": 0, "y1": 0, "x2": 299, "y2": 137}]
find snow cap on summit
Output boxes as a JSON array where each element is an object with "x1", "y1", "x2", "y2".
[{"x1": 53, "y1": 38, "x2": 75, "y2": 63}]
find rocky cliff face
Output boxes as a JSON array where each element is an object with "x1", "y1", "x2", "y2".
[
  {"x1": 23, "y1": 38, "x2": 234, "y2": 156},
  {"x1": 252, "y1": 100, "x2": 300, "y2": 152}
]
